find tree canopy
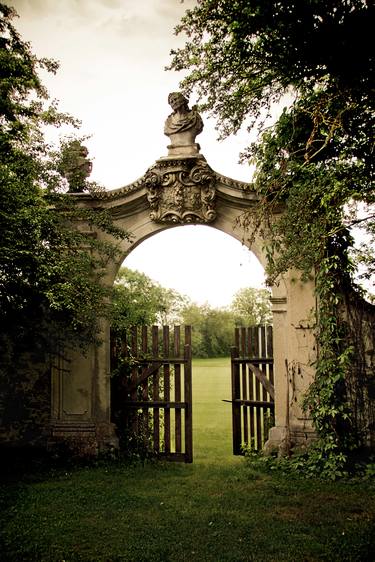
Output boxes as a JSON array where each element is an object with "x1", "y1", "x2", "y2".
[
  {"x1": 111, "y1": 267, "x2": 189, "y2": 335},
  {"x1": 231, "y1": 287, "x2": 272, "y2": 326},
  {"x1": 170, "y1": 1, "x2": 374, "y2": 282},
  {"x1": 111, "y1": 265, "x2": 271, "y2": 358},
  {"x1": 169, "y1": 0, "x2": 374, "y2": 475},
  {"x1": 0, "y1": 3, "x2": 126, "y2": 361},
  {"x1": 169, "y1": 0, "x2": 373, "y2": 251},
  {"x1": 171, "y1": 1, "x2": 373, "y2": 139}
]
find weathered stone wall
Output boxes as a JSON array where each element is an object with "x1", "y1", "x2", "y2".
[
  {"x1": 342, "y1": 291, "x2": 375, "y2": 449},
  {"x1": 0, "y1": 351, "x2": 51, "y2": 448}
]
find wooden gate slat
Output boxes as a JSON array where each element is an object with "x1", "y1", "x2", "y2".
[
  {"x1": 174, "y1": 326, "x2": 182, "y2": 453},
  {"x1": 163, "y1": 325, "x2": 171, "y2": 454},
  {"x1": 254, "y1": 367, "x2": 262, "y2": 448},
  {"x1": 184, "y1": 325, "x2": 193, "y2": 463},
  {"x1": 231, "y1": 342, "x2": 241, "y2": 455},
  {"x1": 130, "y1": 327, "x2": 138, "y2": 435},
  {"x1": 152, "y1": 325, "x2": 160, "y2": 454},
  {"x1": 141, "y1": 326, "x2": 149, "y2": 447},
  {"x1": 260, "y1": 326, "x2": 268, "y2": 447},
  {"x1": 240, "y1": 327, "x2": 248, "y2": 446},
  {"x1": 248, "y1": 328, "x2": 255, "y2": 448},
  {"x1": 231, "y1": 325, "x2": 275, "y2": 454},
  {"x1": 267, "y1": 325, "x2": 275, "y2": 389},
  {"x1": 130, "y1": 326, "x2": 138, "y2": 402}
]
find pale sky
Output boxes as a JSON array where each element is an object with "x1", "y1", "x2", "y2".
[{"x1": 6, "y1": 0, "x2": 271, "y2": 306}]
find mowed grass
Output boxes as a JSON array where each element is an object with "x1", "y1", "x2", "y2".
[
  {"x1": 0, "y1": 358, "x2": 374, "y2": 562},
  {"x1": 193, "y1": 357, "x2": 235, "y2": 463}
]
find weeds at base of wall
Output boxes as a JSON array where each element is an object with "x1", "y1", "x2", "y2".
[{"x1": 242, "y1": 441, "x2": 375, "y2": 481}]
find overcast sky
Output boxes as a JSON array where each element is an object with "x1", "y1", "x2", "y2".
[{"x1": 6, "y1": 0, "x2": 268, "y2": 306}]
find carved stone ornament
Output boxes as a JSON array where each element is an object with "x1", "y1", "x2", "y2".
[
  {"x1": 145, "y1": 158, "x2": 216, "y2": 224},
  {"x1": 164, "y1": 92, "x2": 204, "y2": 157},
  {"x1": 59, "y1": 140, "x2": 92, "y2": 193}
]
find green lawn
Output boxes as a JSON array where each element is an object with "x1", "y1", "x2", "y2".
[
  {"x1": 193, "y1": 357, "x2": 236, "y2": 463},
  {"x1": 0, "y1": 358, "x2": 374, "y2": 561}
]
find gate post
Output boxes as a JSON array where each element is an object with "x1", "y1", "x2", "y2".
[
  {"x1": 184, "y1": 326, "x2": 193, "y2": 463},
  {"x1": 231, "y1": 345, "x2": 242, "y2": 455}
]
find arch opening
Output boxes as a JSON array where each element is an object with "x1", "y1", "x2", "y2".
[
  {"x1": 123, "y1": 225, "x2": 267, "y2": 308},
  {"x1": 111, "y1": 224, "x2": 274, "y2": 460}
]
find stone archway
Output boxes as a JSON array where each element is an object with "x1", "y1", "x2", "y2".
[
  {"x1": 50, "y1": 96, "x2": 317, "y2": 455},
  {"x1": 50, "y1": 155, "x2": 317, "y2": 455}
]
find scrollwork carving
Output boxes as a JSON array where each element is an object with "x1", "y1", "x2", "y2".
[{"x1": 145, "y1": 158, "x2": 217, "y2": 224}]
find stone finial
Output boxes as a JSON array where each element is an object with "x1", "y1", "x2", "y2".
[
  {"x1": 59, "y1": 140, "x2": 93, "y2": 193},
  {"x1": 164, "y1": 92, "x2": 203, "y2": 157}
]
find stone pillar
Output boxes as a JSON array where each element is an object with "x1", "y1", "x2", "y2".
[
  {"x1": 265, "y1": 274, "x2": 317, "y2": 454},
  {"x1": 49, "y1": 319, "x2": 118, "y2": 456},
  {"x1": 286, "y1": 276, "x2": 317, "y2": 446},
  {"x1": 266, "y1": 294, "x2": 288, "y2": 449}
]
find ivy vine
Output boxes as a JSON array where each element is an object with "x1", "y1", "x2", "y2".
[{"x1": 167, "y1": 0, "x2": 375, "y2": 477}]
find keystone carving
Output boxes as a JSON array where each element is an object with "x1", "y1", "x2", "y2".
[{"x1": 145, "y1": 158, "x2": 216, "y2": 224}]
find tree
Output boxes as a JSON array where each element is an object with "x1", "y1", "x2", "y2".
[
  {"x1": 169, "y1": 0, "x2": 375, "y2": 474},
  {"x1": 170, "y1": 0, "x2": 373, "y2": 282},
  {"x1": 181, "y1": 303, "x2": 235, "y2": 357},
  {"x1": 111, "y1": 267, "x2": 189, "y2": 335},
  {"x1": 231, "y1": 287, "x2": 272, "y2": 326},
  {"x1": 0, "y1": 4, "x2": 127, "y2": 442},
  {"x1": 0, "y1": 3, "x2": 127, "y2": 352}
]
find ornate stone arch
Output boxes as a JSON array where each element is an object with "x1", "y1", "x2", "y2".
[
  {"x1": 50, "y1": 97, "x2": 317, "y2": 455},
  {"x1": 50, "y1": 155, "x2": 316, "y2": 455}
]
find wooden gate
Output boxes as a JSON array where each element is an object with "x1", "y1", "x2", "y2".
[
  {"x1": 230, "y1": 326, "x2": 274, "y2": 454},
  {"x1": 111, "y1": 325, "x2": 193, "y2": 463}
]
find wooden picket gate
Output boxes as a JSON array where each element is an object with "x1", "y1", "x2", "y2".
[
  {"x1": 230, "y1": 326, "x2": 274, "y2": 454},
  {"x1": 111, "y1": 325, "x2": 193, "y2": 463}
]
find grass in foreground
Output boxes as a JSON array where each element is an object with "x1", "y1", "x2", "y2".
[
  {"x1": 1, "y1": 460, "x2": 374, "y2": 561},
  {"x1": 0, "y1": 358, "x2": 374, "y2": 561}
]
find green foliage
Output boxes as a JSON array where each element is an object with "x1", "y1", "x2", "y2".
[
  {"x1": 170, "y1": 0, "x2": 373, "y2": 136},
  {"x1": 231, "y1": 287, "x2": 271, "y2": 326},
  {"x1": 111, "y1": 267, "x2": 189, "y2": 335},
  {"x1": 170, "y1": 0, "x2": 374, "y2": 283},
  {"x1": 180, "y1": 289, "x2": 271, "y2": 357},
  {"x1": 0, "y1": 4, "x2": 129, "y2": 441},
  {"x1": 182, "y1": 303, "x2": 235, "y2": 357},
  {"x1": 170, "y1": 0, "x2": 375, "y2": 475},
  {"x1": 0, "y1": 3, "x2": 127, "y2": 352},
  {"x1": 244, "y1": 440, "x2": 375, "y2": 481},
  {"x1": 57, "y1": 137, "x2": 93, "y2": 193},
  {"x1": 111, "y1": 266, "x2": 271, "y2": 358}
]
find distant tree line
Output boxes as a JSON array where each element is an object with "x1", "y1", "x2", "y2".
[{"x1": 111, "y1": 267, "x2": 272, "y2": 358}]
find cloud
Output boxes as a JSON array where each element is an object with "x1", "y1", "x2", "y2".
[
  {"x1": 7, "y1": 0, "x2": 120, "y2": 19},
  {"x1": 7, "y1": 0, "x2": 195, "y2": 28},
  {"x1": 4, "y1": 0, "x2": 253, "y2": 190},
  {"x1": 6, "y1": 0, "x2": 193, "y2": 63}
]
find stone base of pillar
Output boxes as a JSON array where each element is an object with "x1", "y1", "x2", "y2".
[
  {"x1": 264, "y1": 424, "x2": 317, "y2": 457},
  {"x1": 95, "y1": 422, "x2": 119, "y2": 455},
  {"x1": 48, "y1": 421, "x2": 119, "y2": 458}
]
